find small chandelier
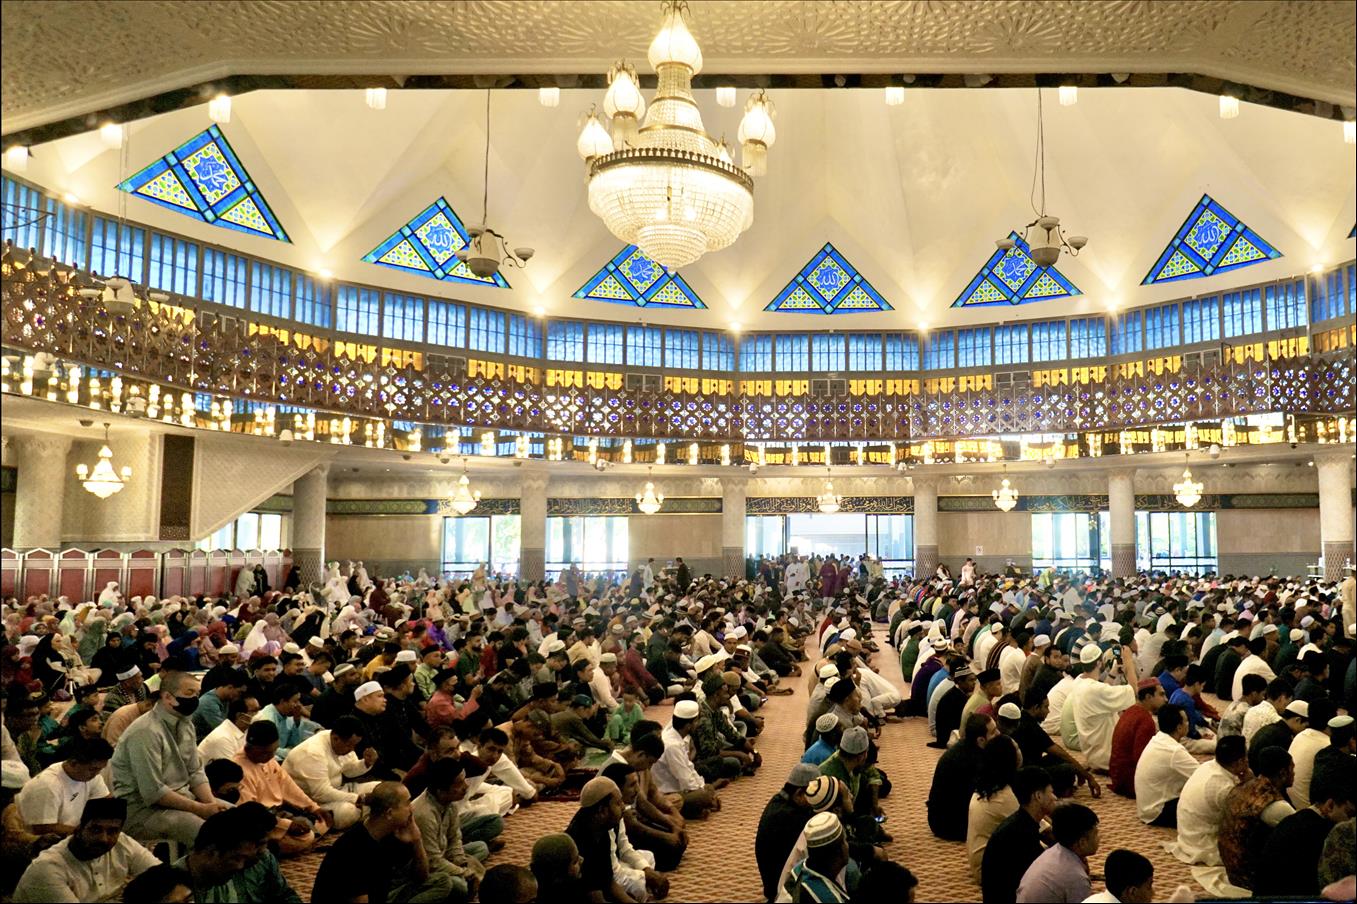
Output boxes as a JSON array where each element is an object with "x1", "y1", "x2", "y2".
[
  {"x1": 458, "y1": 92, "x2": 534, "y2": 280},
  {"x1": 992, "y1": 470, "x2": 1019, "y2": 512},
  {"x1": 577, "y1": 0, "x2": 774, "y2": 269},
  {"x1": 1173, "y1": 457, "x2": 1203, "y2": 508},
  {"x1": 76, "y1": 422, "x2": 131, "y2": 499},
  {"x1": 450, "y1": 460, "x2": 481, "y2": 516},
  {"x1": 998, "y1": 89, "x2": 1087, "y2": 268},
  {"x1": 817, "y1": 469, "x2": 842, "y2": 514},
  {"x1": 636, "y1": 469, "x2": 664, "y2": 515}
]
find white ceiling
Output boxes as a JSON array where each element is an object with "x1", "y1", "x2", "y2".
[
  {"x1": 3, "y1": 0, "x2": 1355, "y2": 135},
  {"x1": 13, "y1": 85, "x2": 1357, "y2": 331}
]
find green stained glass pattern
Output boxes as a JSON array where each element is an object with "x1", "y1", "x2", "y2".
[
  {"x1": 650, "y1": 280, "x2": 697, "y2": 307},
  {"x1": 780, "y1": 287, "x2": 822, "y2": 310},
  {"x1": 1218, "y1": 237, "x2": 1265, "y2": 268},
  {"x1": 589, "y1": 274, "x2": 632, "y2": 300},
  {"x1": 970, "y1": 280, "x2": 1008, "y2": 305},
  {"x1": 136, "y1": 170, "x2": 197, "y2": 211},
  {"x1": 219, "y1": 197, "x2": 269, "y2": 234},
  {"x1": 995, "y1": 249, "x2": 1035, "y2": 293},
  {"x1": 808, "y1": 258, "x2": 849, "y2": 302},
  {"x1": 181, "y1": 142, "x2": 242, "y2": 205},
  {"x1": 1160, "y1": 250, "x2": 1201, "y2": 280},
  {"x1": 836, "y1": 286, "x2": 878, "y2": 309},
  {"x1": 380, "y1": 239, "x2": 432, "y2": 272},
  {"x1": 1026, "y1": 272, "x2": 1067, "y2": 298}
]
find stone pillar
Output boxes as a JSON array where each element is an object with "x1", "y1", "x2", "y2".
[
  {"x1": 720, "y1": 476, "x2": 748, "y2": 579},
  {"x1": 1108, "y1": 469, "x2": 1137, "y2": 578},
  {"x1": 1316, "y1": 449, "x2": 1355, "y2": 580},
  {"x1": 913, "y1": 476, "x2": 938, "y2": 578},
  {"x1": 291, "y1": 465, "x2": 329, "y2": 585},
  {"x1": 12, "y1": 433, "x2": 73, "y2": 550},
  {"x1": 519, "y1": 467, "x2": 549, "y2": 582}
]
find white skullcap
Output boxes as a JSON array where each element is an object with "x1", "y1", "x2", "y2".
[
  {"x1": 115, "y1": 666, "x2": 141, "y2": 681},
  {"x1": 1033, "y1": 634, "x2": 1051, "y2": 648},
  {"x1": 997, "y1": 702, "x2": 1022, "y2": 720},
  {"x1": 354, "y1": 681, "x2": 383, "y2": 701},
  {"x1": 1079, "y1": 644, "x2": 1104, "y2": 665},
  {"x1": 219, "y1": 643, "x2": 240, "y2": 655},
  {"x1": 599, "y1": 652, "x2": 617, "y2": 664},
  {"x1": 818, "y1": 663, "x2": 840, "y2": 680},
  {"x1": 307, "y1": 636, "x2": 325, "y2": 648},
  {"x1": 673, "y1": 700, "x2": 700, "y2": 719},
  {"x1": 394, "y1": 649, "x2": 418, "y2": 663}
]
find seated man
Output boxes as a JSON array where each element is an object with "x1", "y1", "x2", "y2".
[
  {"x1": 1134, "y1": 703, "x2": 1199, "y2": 827},
  {"x1": 110, "y1": 670, "x2": 231, "y2": 845},
  {"x1": 251, "y1": 684, "x2": 320, "y2": 762},
  {"x1": 1219, "y1": 747, "x2": 1296, "y2": 890},
  {"x1": 231, "y1": 720, "x2": 330, "y2": 857},
  {"x1": 550, "y1": 694, "x2": 614, "y2": 754},
  {"x1": 313, "y1": 782, "x2": 453, "y2": 904},
  {"x1": 651, "y1": 699, "x2": 720, "y2": 820},
  {"x1": 12, "y1": 797, "x2": 160, "y2": 903},
  {"x1": 780, "y1": 811, "x2": 851, "y2": 903},
  {"x1": 926, "y1": 714, "x2": 992, "y2": 841},
  {"x1": 197, "y1": 695, "x2": 261, "y2": 764},
  {"x1": 15, "y1": 737, "x2": 113, "y2": 836},
  {"x1": 1016, "y1": 803, "x2": 1098, "y2": 904},
  {"x1": 411, "y1": 758, "x2": 488, "y2": 904},
  {"x1": 818, "y1": 726, "x2": 885, "y2": 834},
  {"x1": 1091, "y1": 849, "x2": 1156, "y2": 904},
  {"x1": 1167, "y1": 735, "x2": 1249, "y2": 865},
  {"x1": 180, "y1": 803, "x2": 301, "y2": 903},
  {"x1": 606, "y1": 727, "x2": 688, "y2": 871},
  {"x1": 981, "y1": 766, "x2": 1055, "y2": 904},
  {"x1": 282, "y1": 716, "x2": 381, "y2": 830}
]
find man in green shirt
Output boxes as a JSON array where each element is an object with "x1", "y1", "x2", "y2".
[
  {"x1": 180, "y1": 803, "x2": 302, "y2": 904},
  {"x1": 817, "y1": 726, "x2": 884, "y2": 831},
  {"x1": 414, "y1": 645, "x2": 445, "y2": 702},
  {"x1": 899, "y1": 622, "x2": 924, "y2": 682}
]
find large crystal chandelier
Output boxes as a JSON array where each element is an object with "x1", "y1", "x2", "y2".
[
  {"x1": 450, "y1": 460, "x2": 481, "y2": 516},
  {"x1": 992, "y1": 471, "x2": 1019, "y2": 512},
  {"x1": 1173, "y1": 456, "x2": 1203, "y2": 508},
  {"x1": 817, "y1": 469, "x2": 842, "y2": 514},
  {"x1": 577, "y1": 0, "x2": 774, "y2": 270},
  {"x1": 635, "y1": 468, "x2": 665, "y2": 515},
  {"x1": 75, "y1": 422, "x2": 131, "y2": 499}
]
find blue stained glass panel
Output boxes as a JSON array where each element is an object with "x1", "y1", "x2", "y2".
[
  {"x1": 573, "y1": 245, "x2": 705, "y2": 308},
  {"x1": 428, "y1": 300, "x2": 467, "y2": 347},
  {"x1": 588, "y1": 323, "x2": 624, "y2": 364},
  {"x1": 952, "y1": 232, "x2": 1081, "y2": 307},
  {"x1": 547, "y1": 321, "x2": 584, "y2": 362},
  {"x1": 1142, "y1": 194, "x2": 1280, "y2": 285},
  {"x1": 116, "y1": 125, "x2": 289, "y2": 242},
  {"x1": 766, "y1": 243, "x2": 892, "y2": 313},
  {"x1": 1182, "y1": 297, "x2": 1220, "y2": 344},
  {"x1": 627, "y1": 326, "x2": 663, "y2": 367},
  {"x1": 994, "y1": 324, "x2": 1030, "y2": 365},
  {"x1": 923, "y1": 331, "x2": 955, "y2": 370},
  {"x1": 665, "y1": 329, "x2": 700, "y2": 369},
  {"x1": 1069, "y1": 317, "x2": 1107, "y2": 359},
  {"x1": 363, "y1": 197, "x2": 509, "y2": 288},
  {"x1": 469, "y1": 308, "x2": 505, "y2": 354},
  {"x1": 704, "y1": 333, "x2": 735, "y2": 371},
  {"x1": 957, "y1": 327, "x2": 992, "y2": 367},
  {"x1": 1031, "y1": 321, "x2": 1066, "y2": 362},
  {"x1": 1144, "y1": 303, "x2": 1181, "y2": 349},
  {"x1": 337, "y1": 286, "x2": 379, "y2": 335},
  {"x1": 1264, "y1": 279, "x2": 1306, "y2": 330},
  {"x1": 847, "y1": 334, "x2": 882, "y2": 371},
  {"x1": 739, "y1": 335, "x2": 773, "y2": 371},
  {"x1": 2, "y1": 176, "x2": 44, "y2": 251},
  {"x1": 884, "y1": 334, "x2": 919, "y2": 370},
  {"x1": 776, "y1": 334, "x2": 809, "y2": 371},
  {"x1": 508, "y1": 314, "x2": 541, "y2": 358}
]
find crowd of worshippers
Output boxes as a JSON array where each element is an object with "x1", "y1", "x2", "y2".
[
  {"x1": 0, "y1": 556, "x2": 827, "y2": 903},
  {"x1": 849, "y1": 566, "x2": 1356, "y2": 904}
]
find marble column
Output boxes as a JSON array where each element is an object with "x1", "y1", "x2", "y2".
[
  {"x1": 291, "y1": 465, "x2": 329, "y2": 585},
  {"x1": 720, "y1": 476, "x2": 748, "y2": 579},
  {"x1": 913, "y1": 476, "x2": 938, "y2": 578},
  {"x1": 1108, "y1": 469, "x2": 1137, "y2": 578},
  {"x1": 519, "y1": 466, "x2": 549, "y2": 582},
  {"x1": 12, "y1": 433, "x2": 73, "y2": 551},
  {"x1": 1316, "y1": 449, "x2": 1355, "y2": 580}
]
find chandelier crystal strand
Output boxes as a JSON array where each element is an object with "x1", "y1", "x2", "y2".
[
  {"x1": 582, "y1": 0, "x2": 763, "y2": 270},
  {"x1": 1174, "y1": 456, "x2": 1203, "y2": 507},
  {"x1": 75, "y1": 423, "x2": 132, "y2": 498},
  {"x1": 817, "y1": 469, "x2": 841, "y2": 514},
  {"x1": 451, "y1": 460, "x2": 481, "y2": 516},
  {"x1": 636, "y1": 468, "x2": 664, "y2": 515}
]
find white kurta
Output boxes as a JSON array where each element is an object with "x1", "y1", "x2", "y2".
[
  {"x1": 1133, "y1": 732, "x2": 1199, "y2": 823},
  {"x1": 1068, "y1": 678, "x2": 1135, "y2": 771},
  {"x1": 1166, "y1": 759, "x2": 1238, "y2": 865},
  {"x1": 12, "y1": 833, "x2": 159, "y2": 903}
]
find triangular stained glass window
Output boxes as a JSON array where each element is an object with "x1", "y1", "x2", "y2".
[
  {"x1": 117, "y1": 125, "x2": 289, "y2": 242},
  {"x1": 952, "y1": 232, "x2": 1081, "y2": 308},
  {"x1": 765, "y1": 243, "x2": 892, "y2": 314},
  {"x1": 573, "y1": 245, "x2": 705, "y2": 308},
  {"x1": 363, "y1": 197, "x2": 509, "y2": 288},
  {"x1": 1142, "y1": 194, "x2": 1280, "y2": 285}
]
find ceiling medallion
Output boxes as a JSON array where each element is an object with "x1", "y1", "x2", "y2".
[
  {"x1": 75, "y1": 422, "x2": 132, "y2": 499},
  {"x1": 997, "y1": 89, "x2": 1087, "y2": 268},
  {"x1": 577, "y1": 0, "x2": 775, "y2": 270}
]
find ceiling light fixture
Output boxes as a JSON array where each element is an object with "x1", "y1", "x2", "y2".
[
  {"x1": 538, "y1": 86, "x2": 560, "y2": 108},
  {"x1": 208, "y1": 94, "x2": 232, "y2": 124},
  {"x1": 450, "y1": 459, "x2": 482, "y2": 516},
  {"x1": 1345, "y1": 120, "x2": 1355, "y2": 145},
  {"x1": 992, "y1": 467, "x2": 1019, "y2": 512},
  {"x1": 1058, "y1": 85, "x2": 1078, "y2": 106},
  {"x1": 715, "y1": 86, "x2": 736, "y2": 107},
  {"x1": 817, "y1": 468, "x2": 842, "y2": 513},
  {"x1": 997, "y1": 89, "x2": 1088, "y2": 268},
  {"x1": 884, "y1": 86, "x2": 905, "y2": 106},
  {"x1": 75, "y1": 422, "x2": 132, "y2": 499},
  {"x1": 1173, "y1": 456, "x2": 1203, "y2": 507},
  {"x1": 636, "y1": 467, "x2": 665, "y2": 515},
  {"x1": 458, "y1": 91, "x2": 534, "y2": 279},
  {"x1": 3, "y1": 145, "x2": 29, "y2": 172},
  {"x1": 99, "y1": 123, "x2": 124, "y2": 149},
  {"x1": 1218, "y1": 95, "x2": 1239, "y2": 120},
  {"x1": 578, "y1": 0, "x2": 772, "y2": 269},
  {"x1": 365, "y1": 87, "x2": 387, "y2": 110}
]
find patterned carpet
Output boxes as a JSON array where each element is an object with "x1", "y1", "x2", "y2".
[{"x1": 280, "y1": 626, "x2": 1212, "y2": 902}]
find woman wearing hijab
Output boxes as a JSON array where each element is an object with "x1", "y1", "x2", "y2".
[
  {"x1": 233, "y1": 565, "x2": 257, "y2": 601},
  {"x1": 291, "y1": 609, "x2": 325, "y2": 649},
  {"x1": 165, "y1": 629, "x2": 203, "y2": 670},
  {"x1": 77, "y1": 615, "x2": 109, "y2": 666},
  {"x1": 89, "y1": 632, "x2": 126, "y2": 688},
  {"x1": 96, "y1": 582, "x2": 121, "y2": 608},
  {"x1": 28, "y1": 634, "x2": 68, "y2": 695}
]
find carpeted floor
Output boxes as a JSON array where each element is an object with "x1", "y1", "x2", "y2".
[{"x1": 281, "y1": 627, "x2": 1213, "y2": 902}]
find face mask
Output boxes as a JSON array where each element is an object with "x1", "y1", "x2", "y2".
[{"x1": 173, "y1": 695, "x2": 199, "y2": 717}]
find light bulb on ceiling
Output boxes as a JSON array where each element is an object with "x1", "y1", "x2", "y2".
[
  {"x1": 99, "y1": 123, "x2": 124, "y2": 149},
  {"x1": 208, "y1": 93, "x2": 232, "y2": 124},
  {"x1": 1058, "y1": 85, "x2": 1078, "y2": 106},
  {"x1": 1345, "y1": 121, "x2": 1356, "y2": 145},
  {"x1": 3, "y1": 145, "x2": 28, "y2": 172},
  {"x1": 365, "y1": 87, "x2": 388, "y2": 110},
  {"x1": 1218, "y1": 95, "x2": 1239, "y2": 119},
  {"x1": 884, "y1": 86, "x2": 905, "y2": 106},
  {"x1": 715, "y1": 86, "x2": 736, "y2": 107},
  {"x1": 538, "y1": 86, "x2": 561, "y2": 108}
]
